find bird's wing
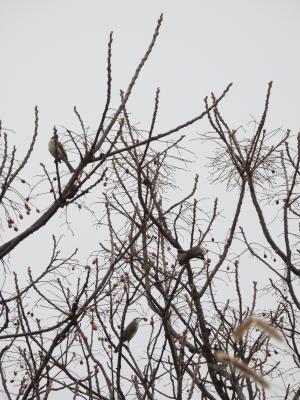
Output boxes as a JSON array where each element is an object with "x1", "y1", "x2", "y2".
[
  {"x1": 123, "y1": 321, "x2": 138, "y2": 342},
  {"x1": 57, "y1": 142, "x2": 68, "y2": 161}
]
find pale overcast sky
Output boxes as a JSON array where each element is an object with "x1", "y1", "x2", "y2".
[
  {"x1": 1, "y1": 0, "x2": 299, "y2": 308},
  {"x1": 1, "y1": 0, "x2": 300, "y2": 133},
  {"x1": 1, "y1": 0, "x2": 299, "y2": 276}
]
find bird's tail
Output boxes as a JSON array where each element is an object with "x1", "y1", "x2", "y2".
[{"x1": 64, "y1": 159, "x2": 74, "y2": 173}]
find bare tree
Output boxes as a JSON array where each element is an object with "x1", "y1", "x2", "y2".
[{"x1": 1, "y1": 15, "x2": 299, "y2": 400}]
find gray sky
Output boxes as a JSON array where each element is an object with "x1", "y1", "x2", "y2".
[
  {"x1": 1, "y1": 0, "x2": 298, "y2": 282},
  {"x1": 1, "y1": 0, "x2": 300, "y2": 134},
  {"x1": 0, "y1": 1, "x2": 299, "y2": 397},
  {"x1": 1, "y1": 0, "x2": 299, "y2": 236}
]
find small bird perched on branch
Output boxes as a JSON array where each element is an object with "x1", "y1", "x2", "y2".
[
  {"x1": 48, "y1": 135, "x2": 74, "y2": 173},
  {"x1": 177, "y1": 244, "x2": 206, "y2": 265},
  {"x1": 114, "y1": 317, "x2": 142, "y2": 353}
]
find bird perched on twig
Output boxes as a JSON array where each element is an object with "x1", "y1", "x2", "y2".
[
  {"x1": 48, "y1": 135, "x2": 74, "y2": 173},
  {"x1": 114, "y1": 317, "x2": 142, "y2": 353},
  {"x1": 177, "y1": 244, "x2": 206, "y2": 265}
]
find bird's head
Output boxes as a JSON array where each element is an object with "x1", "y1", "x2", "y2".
[{"x1": 134, "y1": 317, "x2": 143, "y2": 324}]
